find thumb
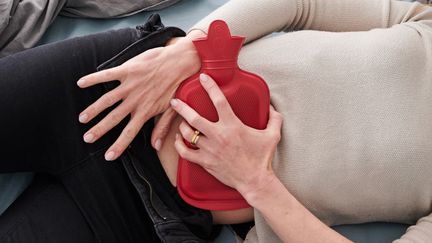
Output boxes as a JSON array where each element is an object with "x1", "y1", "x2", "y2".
[
  {"x1": 266, "y1": 105, "x2": 283, "y2": 132},
  {"x1": 151, "y1": 107, "x2": 177, "y2": 151}
]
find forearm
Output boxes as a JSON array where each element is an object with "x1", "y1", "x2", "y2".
[
  {"x1": 243, "y1": 173, "x2": 351, "y2": 243},
  {"x1": 189, "y1": 0, "x2": 293, "y2": 44},
  {"x1": 190, "y1": 0, "x2": 428, "y2": 44}
]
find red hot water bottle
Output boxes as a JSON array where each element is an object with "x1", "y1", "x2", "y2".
[{"x1": 175, "y1": 20, "x2": 270, "y2": 210}]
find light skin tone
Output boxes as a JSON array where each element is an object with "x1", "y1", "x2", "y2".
[
  {"x1": 170, "y1": 73, "x2": 351, "y2": 243},
  {"x1": 77, "y1": 30, "x2": 352, "y2": 242},
  {"x1": 76, "y1": 30, "x2": 205, "y2": 161}
]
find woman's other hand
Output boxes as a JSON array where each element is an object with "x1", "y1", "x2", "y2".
[
  {"x1": 77, "y1": 31, "x2": 205, "y2": 161},
  {"x1": 171, "y1": 73, "x2": 283, "y2": 199}
]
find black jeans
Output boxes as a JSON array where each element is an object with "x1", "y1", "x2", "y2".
[{"x1": 0, "y1": 16, "x2": 216, "y2": 243}]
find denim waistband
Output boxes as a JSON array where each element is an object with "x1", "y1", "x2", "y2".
[{"x1": 122, "y1": 151, "x2": 210, "y2": 243}]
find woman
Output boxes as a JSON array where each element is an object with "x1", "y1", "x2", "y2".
[
  {"x1": 155, "y1": 0, "x2": 432, "y2": 242},
  {"x1": 1, "y1": 0, "x2": 431, "y2": 243},
  {"x1": 0, "y1": 14, "x2": 227, "y2": 243}
]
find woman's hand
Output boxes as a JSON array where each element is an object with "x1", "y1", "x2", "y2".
[
  {"x1": 77, "y1": 31, "x2": 205, "y2": 161},
  {"x1": 171, "y1": 74, "x2": 351, "y2": 243},
  {"x1": 170, "y1": 73, "x2": 283, "y2": 198}
]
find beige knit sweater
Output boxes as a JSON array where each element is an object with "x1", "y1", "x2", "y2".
[{"x1": 190, "y1": 0, "x2": 432, "y2": 242}]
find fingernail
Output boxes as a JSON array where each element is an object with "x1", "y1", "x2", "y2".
[
  {"x1": 77, "y1": 79, "x2": 86, "y2": 86},
  {"x1": 79, "y1": 113, "x2": 88, "y2": 123},
  {"x1": 154, "y1": 139, "x2": 162, "y2": 151},
  {"x1": 83, "y1": 133, "x2": 94, "y2": 143},
  {"x1": 200, "y1": 73, "x2": 209, "y2": 82},
  {"x1": 170, "y1": 99, "x2": 178, "y2": 107},
  {"x1": 105, "y1": 151, "x2": 115, "y2": 161}
]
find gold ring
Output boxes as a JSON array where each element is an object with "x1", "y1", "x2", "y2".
[{"x1": 190, "y1": 130, "x2": 201, "y2": 146}]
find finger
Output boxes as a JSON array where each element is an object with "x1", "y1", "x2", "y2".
[
  {"x1": 104, "y1": 115, "x2": 146, "y2": 161},
  {"x1": 79, "y1": 88, "x2": 125, "y2": 124},
  {"x1": 77, "y1": 66, "x2": 123, "y2": 88},
  {"x1": 151, "y1": 107, "x2": 177, "y2": 151},
  {"x1": 169, "y1": 98, "x2": 213, "y2": 136},
  {"x1": 178, "y1": 120, "x2": 209, "y2": 148},
  {"x1": 199, "y1": 73, "x2": 235, "y2": 120},
  {"x1": 174, "y1": 133, "x2": 204, "y2": 165},
  {"x1": 82, "y1": 100, "x2": 132, "y2": 144}
]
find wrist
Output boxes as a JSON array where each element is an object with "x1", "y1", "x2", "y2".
[
  {"x1": 166, "y1": 29, "x2": 206, "y2": 47},
  {"x1": 165, "y1": 31, "x2": 206, "y2": 81},
  {"x1": 244, "y1": 173, "x2": 294, "y2": 211},
  {"x1": 239, "y1": 169, "x2": 279, "y2": 207},
  {"x1": 163, "y1": 42, "x2": 199, "y2": 84}
]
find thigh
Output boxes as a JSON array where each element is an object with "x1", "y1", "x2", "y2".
[
  {"x1": 0, "y1": 156, "x2": 161, "y2": 243},
  {"x1": 58, "y1": 147, "x2": 160, "y2": 243},
  {"x1": 0, "y1": 174, "x2": 95, "y2": 243},
  {"x1": 0, "y1": 28, "x2": 139, "y2": 174}
]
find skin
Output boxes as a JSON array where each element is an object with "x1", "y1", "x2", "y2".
[
  {"x1": 77, "y1": 29, "x2": 254, "y2": 224},
  {"x1": 170, "y1": 74, "x2": 352, "y2": 242},
  {"x1": 155, "y1": 114, "x2": 255, "y2": 224},
  {"x1": 77, "y1": 31, "x2": 351, "y2": 241},
  {"x1": 76, "y1": 30, "x2": 205, "y2": 161}
]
